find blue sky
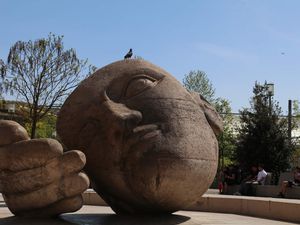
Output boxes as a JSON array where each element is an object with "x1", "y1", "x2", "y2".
[{"x1": 1, "y1": 0, "x2": 299, "y2": 114}]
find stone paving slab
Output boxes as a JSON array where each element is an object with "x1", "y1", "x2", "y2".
[
  {"x1": 82, "y1": 190, "x2": 300, "y2": 222},
  {"x1": 1, "y1": 193, "x2": 300, "y2": 224},
  {"x1": 0, "y1": 205, "x2": 298, "y2": 225}
]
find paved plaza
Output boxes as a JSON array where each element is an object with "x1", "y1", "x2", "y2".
[{"x1": 0, "y1": 198, "x2": 298, "y2": 225}]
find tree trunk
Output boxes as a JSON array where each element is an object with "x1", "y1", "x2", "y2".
[
  {"x1": 30, "y1": 107, "x2": 38, "y2": 139},
  {"x1": 30, "y1": 118, "x2": 37, "y2": 139}
]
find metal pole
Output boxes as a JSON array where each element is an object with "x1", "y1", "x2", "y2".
[
  {"x1": 288, "y1": 100, "x2": 292, "y2": 146},
  {"x1": 269, "y1": 95, "x2": 272, "y2": 113}
]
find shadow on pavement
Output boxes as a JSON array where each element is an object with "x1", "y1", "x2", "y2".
[{"x1": 0, "y1": 213, "x2": 191, "y2": 225}]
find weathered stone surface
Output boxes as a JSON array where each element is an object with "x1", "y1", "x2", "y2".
[
  {"x1": 0, "y1": 120, "x2": 29, "y2": 146},
  {"x1": 57, "y1": 59, "x2": 222, "y2": 214},
  {"x1": 0, "y1": 120, "x2": 89, "y2": 217}
]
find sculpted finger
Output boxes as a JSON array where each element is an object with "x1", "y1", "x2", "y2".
[
  {"x1": 62, "y1": 150, "x2": 86, "y2": 174},
  {"x1": 0, "y1": 150, "x2": 86, "y2": 194},
  {"x1": 15, "y1": 195, "x2": 84, "y2": 217},
  {"x1": 0, "y1": 120, "x2": 29, "y2": 146},
  {"x1": 4, "y1": 172, "x2": 89, "y2": 213},
  {"x1": 0, "y1": 157, "x2": 62, "y2": 194},
  {"x1": 0, "y1": 138, "x2": 63, "y2": 171}
]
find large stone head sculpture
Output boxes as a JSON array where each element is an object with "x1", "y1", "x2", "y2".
[{"x1": 57, "y1": 59, "x2": 222, "y2": 214}]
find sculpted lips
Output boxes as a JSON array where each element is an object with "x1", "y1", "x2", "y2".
[
  {"x1": 132, "y1": 124, "x2": 161, "y2": 140},
  {"x1": 125, "y1": 124, "x2": 161, "y2": 150}
]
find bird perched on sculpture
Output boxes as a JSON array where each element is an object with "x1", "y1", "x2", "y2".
[{"x1": 124, "y1": 48, "x2": 133, "y2": 59}]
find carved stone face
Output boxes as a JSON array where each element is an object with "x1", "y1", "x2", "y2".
[{"x1": 57, "y1": 59, "x2": 222, "y2": 214}]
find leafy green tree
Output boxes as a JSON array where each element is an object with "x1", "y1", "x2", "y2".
[
  {"x1": 215, "y1": 99, "x2": 237, "y2": 168},
  {"x1": 293, "y1": 100, "x2": 300, "y2": 127},
  {"x1": 183, "y1": 70, "x2": 215, "y2": 103},
  {"x1": 291, "y1": 100, "x2": 300, "y2": 167},
  {"x1": 0, "y1": 60, "x2": 5, "y2": 98},
  {"x1": 0, "y1": 33, "x2": 95, "y2": 138},
  {"x1": 236, "y1": 82, "x2": 293, "y2": 183},
  {"x1": 292, "y1": 100, "x2": 300, "y2": 115},
  {"x1": 291, "y1": 147, "x2": 300, "y2": 167},
  {"x1": 35, "y1": 113, "x2": 57, "y2": 138},
  {"x1": 24, "y1": 113, "x2": 57, "y2": 138},
  {"x1": 0, "y1": 88, "x2": 5, "y2": 109}
]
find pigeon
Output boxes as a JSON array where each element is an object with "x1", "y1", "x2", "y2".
[{"x1": 124, "y1": 48, "x2": 133, "y2": 59}]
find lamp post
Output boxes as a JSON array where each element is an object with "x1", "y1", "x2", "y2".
[
  {"x1": 266, "y1": 83, "x2": 274, "y2": 110},
  {"x1": 288, "y1": 100, "x2": 292, "y2": 147}
]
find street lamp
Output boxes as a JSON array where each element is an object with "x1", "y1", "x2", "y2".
[
  {"x1": 266, "y1": 83, "x2": 274, "y2": 109},
  {"x1": 266, "y1": 83, "x2": 274, "y2": 96}
]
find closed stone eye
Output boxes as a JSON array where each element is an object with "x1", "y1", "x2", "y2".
[{"x1": 124, "y1": 75, "x2": 157, "y2": 98}]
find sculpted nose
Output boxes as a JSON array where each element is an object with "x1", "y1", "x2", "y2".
[
  {"x1": 103, "y1": 100, "x2": 142, "y2": 132},
  {"x1": 124, "y1": 110, "x2": 142, "y2": 131}
]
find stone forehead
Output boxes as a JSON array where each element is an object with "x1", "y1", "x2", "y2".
[
  {"x1": 83, "y1": 59, "x2": 171, "y2": 91},
  {"x1": 62, "y1": 59, "x2": 173, "y2": 106},
  {"x1": 56, "y1": 59, "x2": 178, "y2": 149}
]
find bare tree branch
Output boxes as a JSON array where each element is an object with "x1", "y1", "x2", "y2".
[{"x1": 0, "y1": 33, "x2": 95, "y2": 138}]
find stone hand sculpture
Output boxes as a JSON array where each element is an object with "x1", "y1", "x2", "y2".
[
  {"x1": 57, "y1": 59, "x2": 223, "y2": 214},
  {"x1": 0, "y1": 120, "x2": 89, "y2": 217}
]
